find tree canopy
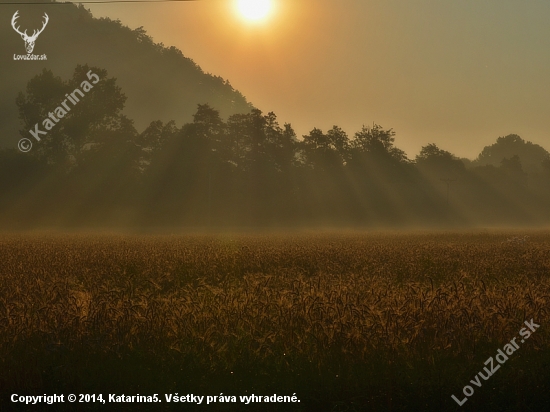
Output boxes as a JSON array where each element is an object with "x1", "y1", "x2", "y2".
[{"x1": 2, "y1": 66, "x2": 550, "y2": 229}]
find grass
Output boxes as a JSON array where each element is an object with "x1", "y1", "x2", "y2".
[{"x1": 0, "y1": 231, "x2": 549, "y2": 411}]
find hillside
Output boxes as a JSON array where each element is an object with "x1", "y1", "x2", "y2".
[{"x1": 0, "y1": 0, "x2": 253, "y2": 148}]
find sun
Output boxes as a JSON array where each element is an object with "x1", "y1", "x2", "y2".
[{"x1": 236, "y1": 0, "x2": 273, "y2": 22}]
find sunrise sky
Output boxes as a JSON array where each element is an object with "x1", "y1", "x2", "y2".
[{"x1": 85, "y1": 0, "x2": 550, "y2": 159}]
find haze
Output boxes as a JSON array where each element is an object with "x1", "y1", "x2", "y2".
[{"x1": 84, "y1": 0, "x2": 550, "y2": 159}]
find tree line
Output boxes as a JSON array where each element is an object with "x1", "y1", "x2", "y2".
[{"x1": 2, "y1": 65, "x2": 549, "y2": 228}]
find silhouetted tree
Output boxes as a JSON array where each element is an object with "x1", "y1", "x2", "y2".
[
  {"x1": 8, "y1": 67, "x2": 550, "y2": 228},
  {"x1": 16, "y1": 65, "x2": 132, "y2": 169},
  {"x1": 474, "y1": 134, "x2": 549, "y2": 174},
  {"x1": 15, "y1": 65, "x2": 141, "y2": 225},
  {"x1": 416, "y1": 143, "x2": 465, "y2": 179},
  {"x1": 500, "y1": 155, "x2": 527, "y2": 188},
  {"x1": 350, "y1": 124, "x2": 407, "y2": 163}
]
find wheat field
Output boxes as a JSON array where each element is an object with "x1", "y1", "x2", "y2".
[{"x1": 0, "y1": 231, "x2": 549, "y2": 411}]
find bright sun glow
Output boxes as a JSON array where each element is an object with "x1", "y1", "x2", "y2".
[{"x1": 237, "y1": 0, "x2": 272, "y2": 22}]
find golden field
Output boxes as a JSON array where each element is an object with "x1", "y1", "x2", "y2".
[{"x1": 0, "y1": 231, "x2": 549, "y2": 411}]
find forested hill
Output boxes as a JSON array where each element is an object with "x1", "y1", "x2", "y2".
[{"x1": 0, "y1": 0, "x2": 253, "y2": 148}]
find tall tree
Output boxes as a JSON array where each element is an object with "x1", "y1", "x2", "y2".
[
  {"x1": 474, "y1": 134, "x2": 549, "y2": 174},
  {"x1": 415, "y1": 143, "x2": 465, "y2": 180},
  {"x1": 16, "y1": 64, "x2": 133, "y2": 168}
]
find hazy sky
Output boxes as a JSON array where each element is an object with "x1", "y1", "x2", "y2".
[{"x1": 85, "y1": 0, "x2": 550, "y2": 159}]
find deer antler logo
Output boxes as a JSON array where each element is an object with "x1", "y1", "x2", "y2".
[{"x1": 11, "y1": 11, "x2": 49, "y2": 54}]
